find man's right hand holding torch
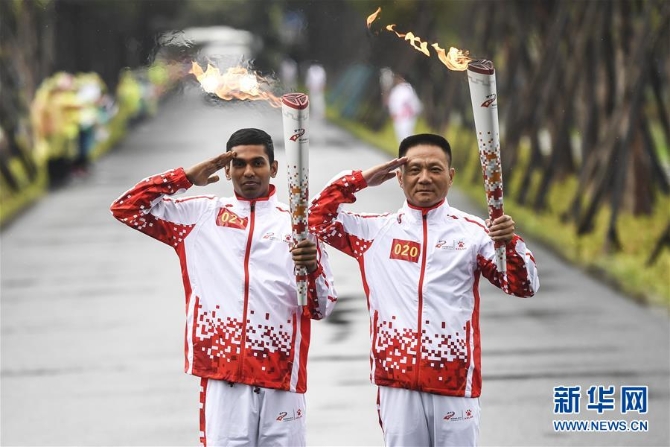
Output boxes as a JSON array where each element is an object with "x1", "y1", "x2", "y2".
[
  {"x1": 290, "y1": 239, "x2": 319, "y2": 274},
  {"x1": 486, "y1": 215, "x2": 516, "y2": 244}
]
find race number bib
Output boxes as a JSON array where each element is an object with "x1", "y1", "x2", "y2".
[
  {"x1": 389, "y1": 239, "x2": 421, "y2": 263},
  {"x1": 216, "y1": 208, "x2": 248, "y2": 230}
]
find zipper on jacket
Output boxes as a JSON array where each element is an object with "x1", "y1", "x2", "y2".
[
  {"x1": 414, "y1": 211, "x2": 429, "y2": 388},
  {"x1": 238, "y1": 201, "x2": 255, "y2": 379}
]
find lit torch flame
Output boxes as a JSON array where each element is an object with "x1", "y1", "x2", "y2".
[
  {"x1": 189, "y1": 62, "x2": 282, "y2": 108},
  {"x1": 432, "y1": 44, "x2": 472, "y2": 71},
  {"x1": 371, "y1": 7, "x2": 472, "y2": 71},
  {"x1": 366, "y1": 6, "x2": 381, "y2": 28}
]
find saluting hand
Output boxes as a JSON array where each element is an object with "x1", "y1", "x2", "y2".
[
  {"x1": 290, "y1": 239, "x2": 318, "y2": 273},
  {"x1": 486, "y1": 214, "x2": 516, "y2": 243},
  {"x1": 362, "y1": 157, "x2": 408, "y2": 187},
  {"x1": 185, "y1": 151, "x2": 237, "y2": 186}
]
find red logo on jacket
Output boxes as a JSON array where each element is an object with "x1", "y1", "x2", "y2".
[{"x1": 216, "y1": 208, "x2": 248, "y2": 229}]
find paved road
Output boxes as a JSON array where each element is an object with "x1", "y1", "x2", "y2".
[{"x1": 2, "y1": 89, "x2": 668, "y2": 446}]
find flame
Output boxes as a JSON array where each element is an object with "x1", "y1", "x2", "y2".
[
  {"x1": 189, "y1": 62, "x2": 282, "y2": 107},
  {"x1": 432, "y1": 44, "x2": 472, "y2": 71},
  {"x1": 386, "y1": 25, "x2": 431, "y2": 57},
  {"x1": 366, "y1": 6, "x2": 381, "y2": 28},
  {"x1": 370, "y1": 7, "x2": 472, "y2": 71}
]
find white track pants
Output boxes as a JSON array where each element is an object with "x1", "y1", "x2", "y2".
[
  {"x1": 200, "y1": 378, "x2": 306, "y2": 447},
  {"x1": 377, "y1": 386, "x2": 480, "y2": 447}
]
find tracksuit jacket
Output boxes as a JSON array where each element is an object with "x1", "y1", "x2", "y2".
[
  {"x1": 308, "y1": 170, "x2": 539, "y2": 398},
  {"x1": 110, "y1": 167, "x2": 337, "y2": 393}
]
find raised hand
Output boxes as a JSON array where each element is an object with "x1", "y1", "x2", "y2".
[
  {"x1": 361, "y1": 157, "x2": 408, "y2": 187},
  {"x1": 185, "y1": 151, "x2": 237, "y2": 186}
]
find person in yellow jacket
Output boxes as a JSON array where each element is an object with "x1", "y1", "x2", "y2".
[
  {"x1": 116, "y1": 68, "x2": 143, "y2": 124},
  {"x1": 40, "y1": 72, "x2": 80, "y2": 185}
]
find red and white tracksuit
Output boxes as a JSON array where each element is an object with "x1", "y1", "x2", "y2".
[
  {"x1": 308, "y1": 170, "x2": 539, "y2": 445},
  {"x1": 110, "y1": 167, "x2": 337, "y2": 446}
]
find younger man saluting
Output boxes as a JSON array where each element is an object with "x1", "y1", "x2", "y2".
[{"x1": 111, "y1": 128, "x2": 337, "y2": 446}]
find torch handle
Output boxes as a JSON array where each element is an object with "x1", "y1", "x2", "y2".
[
  {"x1": 282, "y1": 92, "x2": 311, "y2": 307},
  {"x1": 295, "y1": 264, "x2": 308, "y2": 306},
  {"x1": 467, "y1": 61, "x2": 506, "y2": 274},
  {"x1": 489, "y1": 205, "x2": 506, "y2": 274}
]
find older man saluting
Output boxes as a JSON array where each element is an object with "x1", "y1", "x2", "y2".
[{"x1": 308, "y1": 133, "x2": 539, "y2": 447}]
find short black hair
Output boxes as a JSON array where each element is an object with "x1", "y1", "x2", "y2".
[
  {"x1": 398, "y1": 133, "x2": 452, "y2": 166},
  {"x1": 226, "y1": 128, "x2": 275, "y2": 164}
]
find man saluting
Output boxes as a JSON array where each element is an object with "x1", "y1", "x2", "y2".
[
  {"x1": 308, "y1": 133, "x2": 539, "y2": 447},
  {"x1": 111, "y1": 128, "x2": 337, "y2": 447}
]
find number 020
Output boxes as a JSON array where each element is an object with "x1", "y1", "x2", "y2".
[{"x1": 393, "y1": 243, "x2": 418, "y2": 258}]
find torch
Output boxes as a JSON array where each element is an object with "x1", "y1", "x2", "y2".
[
  {"x1": 467, "y1": 60, "x2": 506, "y2": 273},
  {"x1": 281, "y1": 93, "x2": 310, "y2": 306}
]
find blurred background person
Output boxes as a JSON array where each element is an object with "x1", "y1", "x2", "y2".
[
  {"x1": 280, "y1": 56, "x2": 298, "y2": 92},
  {"x1": 72, "y1": 72, "x2": 105, "y2": 176},
  {"x1": 387, "y1": 73, "x2": 422, "y2": 144},
  {"x1": 305, "y1": 62, "x2": 326, "y2": 122},
  {"x1": 379, "y1": 67, "x2": 394, "y2": 110},
  {"x1": 44, "y1": 72, "x2": 80, "y2": 186}
]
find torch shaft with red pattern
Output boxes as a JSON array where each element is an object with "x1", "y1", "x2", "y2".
[
  {"x1": 281, "y1": 93, "x2": 310, "y2": 306},
  {"x1": 467, "y1": 60, "x2": 506, "y2": 273}
]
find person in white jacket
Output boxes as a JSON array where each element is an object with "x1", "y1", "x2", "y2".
[
  {"x1": 387, "y1": 74, "x2": 423, "y2": 144},
  {"x1": 110, "y1": 128, "x2": 337, "y2": 447},
  {"x1": 305, "y1": 63, "x2": 327, "y2": 122},
  {"x1": 308, "y1": 133, "x2": 539, "y2": 447}
]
